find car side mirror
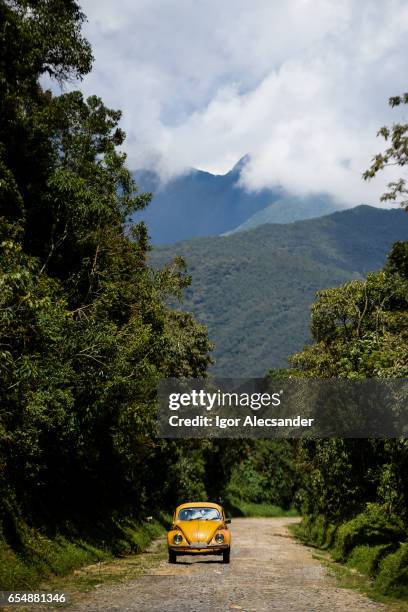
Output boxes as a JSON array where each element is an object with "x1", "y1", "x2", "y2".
[{"x1": 225, "y1": 518, "x2": 231, "y2": 524}]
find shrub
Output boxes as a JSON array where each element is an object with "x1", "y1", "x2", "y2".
[
  {"x1": 295, "y1": 515, "x2": 337, "y2": 549},
  {"x1": 375, "y1": 543, "x2": 408, "y2": 597},
  {"x1": 332, "y1": 504, "x2": 405, "y2": 562},
  {"x1": 347, "y1": 544, "x2": 396, "y2": 577}
]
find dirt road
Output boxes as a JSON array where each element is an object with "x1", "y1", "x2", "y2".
[{"x1": 69, "y1": 517, "x2": 385, "y2": 612}]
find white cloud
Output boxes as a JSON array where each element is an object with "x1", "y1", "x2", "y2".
[{"x1": 74, "y1": 0, "x2": 408, "y2": 204}]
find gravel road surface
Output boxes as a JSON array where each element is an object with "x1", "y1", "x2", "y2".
[{"x1": 69, "y1": 517, "x2": 385, "y2": 612}]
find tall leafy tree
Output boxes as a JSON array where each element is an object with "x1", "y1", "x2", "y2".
[{"x1": 0, "y1": 0, "x2": 213, "y2": 537}]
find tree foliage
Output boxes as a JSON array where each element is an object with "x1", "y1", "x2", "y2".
[
  {"x1": 291, "y1": 242, "x2": 408, "y2": 527},
  {"x1": 364, "y1": 92, "x2": 408, "y2": 210},
  {"x1": 0, "y1": 0, "x2": 216, "y2": 540},
  {"x1": 290, "y1": 243, "x2": 408, "y2": 379}
]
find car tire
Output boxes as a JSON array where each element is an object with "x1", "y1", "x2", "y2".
[
  {"x1": 222, "y1": 549, "x2": 230, "y2": 564},
  {"x1": 168, "y1": 550, "x2": 177, "y2": 564}
]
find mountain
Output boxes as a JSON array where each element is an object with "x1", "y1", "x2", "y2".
[
  {"x1": 150, "y1": 206, "x2": 408, "y2": 377},
  {"x1": 225, "y1": 193, "x2": 341, "y2": 234},
  {"x1": 132, "y1": 158, "x2": 280, "y2": 244},
  {"x1": 132, "y1": 159, "x2": 345, "y2": 244}
]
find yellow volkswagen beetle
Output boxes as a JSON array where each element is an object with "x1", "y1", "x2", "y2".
[{"x1": 167, "y1": 502, "x2": 231, "y2": 563}]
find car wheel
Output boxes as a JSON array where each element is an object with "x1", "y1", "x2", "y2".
[
  {"x1": 222, "y1": 549, "x2": 230, "y2": 564},
  {"x1": 168, "y1": 550, "x2": 177, "y2": 564}
]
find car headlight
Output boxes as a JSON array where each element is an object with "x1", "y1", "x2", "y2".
[
  {"x1": 215, "y1": 532, "x2": 224, "y2": 543},
  {"x1": 173, "y1": 533, "x2": 183, "y2": 545}
]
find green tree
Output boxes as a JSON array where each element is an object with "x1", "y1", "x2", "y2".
[
  {"x1": 1, "y1": 0, "x2": 93, "y2": 224},
  {"x1": 0, "y1": 0, "x2": 213, "y2": 542},
  {"x1": 290, "y1": 245, "x2": 408, "y2": 379},
  {"x1": 290, "y1": 243, "x2": 408, "y2": 524},
  {"x1": 364, "y1": 92, "x2": 408, "y2": 210}
]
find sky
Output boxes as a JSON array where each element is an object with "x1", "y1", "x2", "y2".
[{"x1": 69, "y1": 0, "x2": 408, "y2": 205}]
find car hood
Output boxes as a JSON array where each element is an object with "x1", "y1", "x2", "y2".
[{"x1": 176, "y1": 520, "x2": 221, "y2": 544}]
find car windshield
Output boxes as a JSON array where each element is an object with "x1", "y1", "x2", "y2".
[{"x1": 178, "y1": 507, "x2": 221, "y2": 521}]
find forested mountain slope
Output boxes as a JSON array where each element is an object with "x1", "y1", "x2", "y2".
[
  {"x1": 225, "y1": 193, "x2": 341, "y2": 234},
  {"x1": 151, "y1": 206, "x2": 408, "y2": 376}
]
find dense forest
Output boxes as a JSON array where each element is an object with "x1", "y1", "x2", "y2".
[
  {"x1": 1, "y1": 0, "x2": 408, "y2": 601},
  {"x1": 151, "y1": 205, "x2": 408, "y2": 376},
  {"x1": 290, "y1": 241, "x2": 408, "y2": 597}
]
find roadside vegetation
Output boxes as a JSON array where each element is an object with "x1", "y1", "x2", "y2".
[
  {"x1": 288, "y1": 240, "x2": 408, "y2": 600},
  {"x1": 223, "y1": 439, "x2": 300, "y2": 518},
  {"x1": 0, "y1": 517, "x2": 166, "y2": 592},
  {"x1": 228, "y1": 501, "x2": 298, "y2": 518}
]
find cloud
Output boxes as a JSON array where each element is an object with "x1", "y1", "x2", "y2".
[{"x1": 74, "y1": 0, "x2": 408, "y2": 204}]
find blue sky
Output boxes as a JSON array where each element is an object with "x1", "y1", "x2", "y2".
[{"x1": 70, "y1": 0, "x2": 408, "y2": 205}]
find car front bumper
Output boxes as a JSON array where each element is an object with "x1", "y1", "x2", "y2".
[{"x1": 169, "y1": 544, "x2": 229, "y2": 555}]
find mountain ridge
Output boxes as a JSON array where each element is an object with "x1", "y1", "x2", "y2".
[
  {"x1": 225, "y1": 193, "x2": 344, "y2": 234},
  {"x1": 132, "y1": 159, "x2": 345, "y2": 244},
  {"x1": 132, "y1": 158, "x2": 279, "y2": 244}
]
